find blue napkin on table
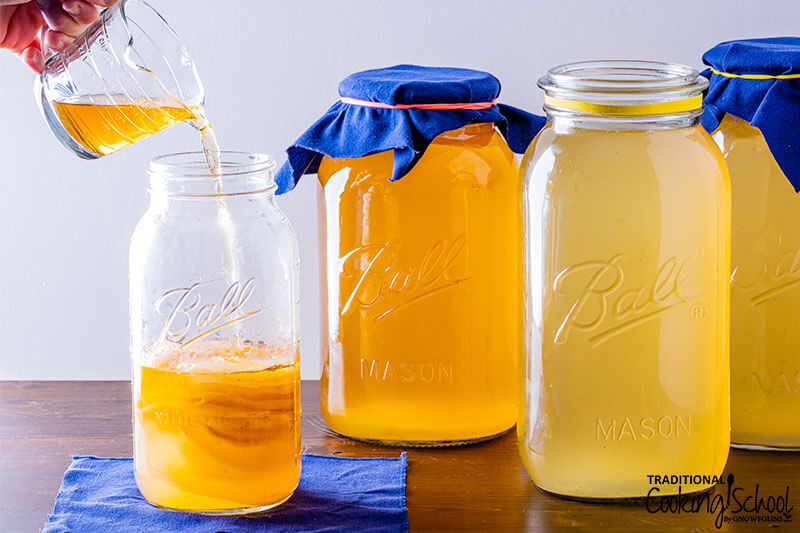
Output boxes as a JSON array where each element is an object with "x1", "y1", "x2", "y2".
[{"x1": 43, "y1": 454, "x2": 408, "y2": 533}]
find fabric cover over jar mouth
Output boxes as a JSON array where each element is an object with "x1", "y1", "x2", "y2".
[
  {"x1": 275, "y1": 64, "x2": 546, "y2": 194},
  {"x1": 148, "y1": 151, "x2": 277, "y2": 197},
  {"x1": 539, "y1": 60, "x2": 708, "y2": 118},
  {"x1": 701, "y1": 37, "x2": 800, "y2": 192}
]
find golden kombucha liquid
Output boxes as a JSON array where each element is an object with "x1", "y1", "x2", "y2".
[
  {"x1": 520, "y1": 123, "x2": 730, "y2": 499},
  {"x1": 318, "y1": 123, "x2": 519, "y2": 445},
  {"x1": 133, "y1": 342, "x2": 301, "y2": 513},
  {"x1": 54, "y1": 99, "x2": 194, "y2": 156},
  {"x1": 713, "y1": 114, "x2": 800, "y2": 448}
]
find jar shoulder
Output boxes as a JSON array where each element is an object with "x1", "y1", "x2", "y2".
[
  {"x1": 711, "y1": 114, "x2": 763, "y2": 146},
  {"x1": 318, "y1": 126, "x2": 517, "y2": 189},
  {"x1": 130, "y1": 203, "x2": 298, "y2": 263},
  {"x1": 711, "y1": 113, "x2": 775, "y2": 164},
  {"x1": 522, "y1": 124, "x2": 729, "y2": 191}
]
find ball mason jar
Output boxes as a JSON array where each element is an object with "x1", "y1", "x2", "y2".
[
  {"x1": 712, "y1": 115, "x2": 800, "y2": 449},
  {"x1": 129, "y1": 152, "x2": 301, "y2": 514},
  {"x1": 519, "y1": 62, "x2": 731, "y2": 499},
  {"x1": 319, "y1": 122, "x2": 519, "y2": 445}
]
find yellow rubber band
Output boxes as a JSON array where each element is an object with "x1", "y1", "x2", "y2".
[
  {"x1": 709, "y1": 67, "x2": 800, "y2": 80},
  {"x1": 543, "y1": 95, "x2": 703, "y2": 116}
]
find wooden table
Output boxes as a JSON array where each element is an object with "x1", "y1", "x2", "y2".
[{"x1": 1, "y1": 381, "x2": 799, "y2": 532}]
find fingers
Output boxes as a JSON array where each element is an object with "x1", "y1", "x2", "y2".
[
  {"x1": 2, "y1": 0, "x2": 114, "y2": 72},
  {"x1": 20, "y1": 37, "x2": 44, "y2": 72},
  {"x1": 0, "y1": 2, "x2": 42, "y2": 51},
  {"x1": 35, "y1": 0, "x2": 100, "y2": 40},
  {"x1": 42, "y1": 28, "x2": 71, "y2": 53},
  {"x1": 61, "y1": 0, "x2": 100, "y2": 25}
]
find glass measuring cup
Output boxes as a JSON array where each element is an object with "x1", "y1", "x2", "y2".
[{"x1": 36, "y1": 0, "x2": 206, "y2": 158}]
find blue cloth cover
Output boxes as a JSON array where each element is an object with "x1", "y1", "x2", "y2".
[
  {"x1": 276, "y1": 64, "x2": 545, "y2": 194},
  {"x1": 43, "y1": 454, "x2": 408, "y2": 533},
  {"x1": 701, "y1": 37, "x2": 800, "y2": 191}
]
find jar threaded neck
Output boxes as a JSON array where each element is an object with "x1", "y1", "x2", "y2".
[
  {"x1": 539, "y1": 61, "x2": 708, "y2": 122},
  {"x1": 148, "y1": 151, "x2": 277, "y2": 197}
]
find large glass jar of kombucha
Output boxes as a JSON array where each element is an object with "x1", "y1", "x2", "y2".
[
  {"x1": 712, "y1": 115, "x2": 800, "y2": 449},
  {"x1": 276, "y1": 65, "x2": 545, "y2": 446},
  {"x1": 129, "y1": 152, "x2": 300, "y2": 514},
  {"x1": 702, "y1": 37, "x2": 800, "y2": 450},
  {"x1": 319, "y1": 121, "x2": 520, "y2": 445},
  {"x1": 278, "y1": 65, "x2": 542, "y2": 446},
  {"x1": 519, "y1": 61, "x2": 731, "y2": 499}
]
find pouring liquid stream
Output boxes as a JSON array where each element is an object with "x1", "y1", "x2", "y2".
[
  {"x1": 188, "y1": 109, "x2": 243, "y2": 349},
  {"x1": 52, "y1": 79, "x2": 240, "y2": 348}
]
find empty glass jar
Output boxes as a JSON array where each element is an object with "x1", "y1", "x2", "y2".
[{"x1": 129, "y1": 152, "x2": 300, "y2": 514}]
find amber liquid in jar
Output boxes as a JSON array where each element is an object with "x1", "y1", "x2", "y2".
[
  {"x1": 318, "y1": 123, "x2": 519, "y2": 445},
  {"x1": 134, "y1": 341, "x2": 301, "y2": 513},
  {"x1": 713, "y1": 114, "x2": 800, "y2": 449}
]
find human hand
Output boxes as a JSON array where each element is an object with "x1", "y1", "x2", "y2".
[{"x1": 0, "y1": 0, "x2": 116, "y2": 73}]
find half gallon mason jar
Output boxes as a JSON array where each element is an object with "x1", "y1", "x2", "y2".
[
  {"x1": 519, "y1": 61, "x2": 731, "y2": 499},
  {"x1": 130, "y1": 152, "x2": 301, "y2": 514},
  {"x1": 281, "y1": 65, "x2": 544, "y2": 446},
  {"x1": 319, "y1": 122, "x2": 520, "y2": 445},
  {"x1": 714, "y1": 117, "x2": 800, "y2": 449},
  {"x1": 703, "y1": 37, "x2": 800, "y2": 450}
]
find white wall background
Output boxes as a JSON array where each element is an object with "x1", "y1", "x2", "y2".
[{"x1": 1, "y1": 0, "x2": 797, "y2": 380}]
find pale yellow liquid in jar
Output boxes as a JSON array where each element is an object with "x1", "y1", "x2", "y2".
[
  {"x1": 713, "y1": 114, "x2": 800, "y2": 448},
  {"x1": 134, "y1": 342, "x2": 301, "y2": 513},
  {"x1": 520, "y1": 123, "x2": 730, "y2": 498},
  {"x1": 318, "y1": 123, "x2": 519, "y2": 445}
]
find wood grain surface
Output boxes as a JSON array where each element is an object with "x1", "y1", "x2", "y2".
[{"x1": 1, "y1": 381, "x2": 798, "y2": 532}]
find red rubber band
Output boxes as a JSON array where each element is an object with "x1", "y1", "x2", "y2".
[{"x1": 340, "y1": 97, "x2": 498, "y2": 110}]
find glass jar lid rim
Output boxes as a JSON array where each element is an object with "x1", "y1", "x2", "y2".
[
  {"x1": 149, "y1": 151, "x2": 277, "y2": 197},
  {"x1": 149, "y1": 151, "x2": 277, "y2": 179},
  {"x1": 538, "y1": 61, "x2": 708, "y2": 118},
  {"x1": 539, "y1": 60, "x2": 707, "y2": 94}
]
